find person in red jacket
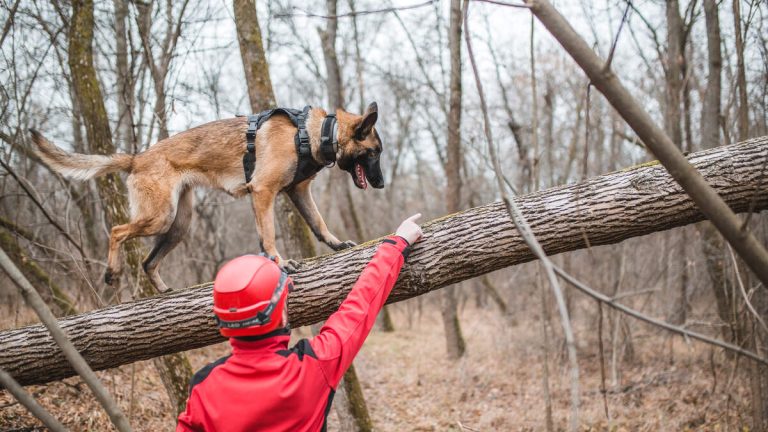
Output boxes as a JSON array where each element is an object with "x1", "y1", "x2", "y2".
[{"x1": 177, "y1": 214, "x2": 423, "y2": 432}]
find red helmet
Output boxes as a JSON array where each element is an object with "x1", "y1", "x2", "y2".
[{"x1": 213, "y1": 255, "x2": 292, "y2": 337}]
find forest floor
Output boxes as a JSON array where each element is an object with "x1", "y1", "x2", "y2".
[{"x1": 0, "y1": 301, "x2": 754, "y2": 431}]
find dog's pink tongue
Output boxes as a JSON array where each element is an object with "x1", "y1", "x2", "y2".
[{"x1": 356, "y1": 163, "x2": 368, "y2": 189}]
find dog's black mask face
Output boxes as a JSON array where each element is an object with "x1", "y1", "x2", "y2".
[{"x1": 338, "y1": 102, "x2": 385, "y2": 190}]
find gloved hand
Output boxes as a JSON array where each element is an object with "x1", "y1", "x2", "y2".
[{"x1": 395, "y1": 213, "x2": 423, "y2": 245}]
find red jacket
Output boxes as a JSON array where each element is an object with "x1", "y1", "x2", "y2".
[{"x1": 177, "y1": 236, "x2": 410, "y2": 432}]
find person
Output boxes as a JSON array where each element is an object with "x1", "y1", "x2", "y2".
[{"x1": 176, "y1": 214, "x2": 423, "y2": 432}]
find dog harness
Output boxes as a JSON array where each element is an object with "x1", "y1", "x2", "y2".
[{"x1": 243, "y1": 106, "x2": 339, "y2": 188}]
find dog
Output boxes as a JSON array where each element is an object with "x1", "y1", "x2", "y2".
[{"x1": 30, "y1": 102, "x2": 384, "y2": 292}]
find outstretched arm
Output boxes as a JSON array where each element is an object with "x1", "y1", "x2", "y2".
[{"x1": 310, "y1": 214, "x2": 422, "y2": 388}]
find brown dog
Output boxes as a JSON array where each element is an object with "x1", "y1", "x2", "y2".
[{"x1": 30, "y1": 103, "x2": 384, "y2": 292}]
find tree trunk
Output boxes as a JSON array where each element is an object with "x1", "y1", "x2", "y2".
[
  {"x1": 68, "y1": 0, "x2": 193, "y2": 415},
  {"x1": 234, "y1": 0, "x2": 276, "y2": 109},
  {"x1": 698, "y1": 0, "x2": 740, "y2": 344},
  {"x1": 2, "y1": 137, "x2": 767, "y2": 386},
  {"x1": 316, "y1": 2, "x2": 374, "y2": 429},
  {"x1": 664, "y1": 0, "x2": 684, "y2": 150},
  {"x1": 441, "y1": 0, "x2": 467, "y2": 360},
  {"x1": 730, "y1": 4, "x2": 767, "y2": 427},
  {"x1": 235, "y1": 1, "x2": 373, "y2": 429},
  {"x1": 664, "y1": 0, "x2": 688, "y2": 326},
  {"x1": 732, "y1": 0, "x2": 749, "y2": 142},
  {"x1": 113, "y1": 0, "x2": 135, "y2": 152}
]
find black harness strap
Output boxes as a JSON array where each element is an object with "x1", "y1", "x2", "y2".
[
  {"x1": 319, "y1": 114, "x2": 338, "y2": 165},
  {"x1": 242, "y1": 106, "x2": 337, "y2": 188},
  {"x1": 243, "y1": 115, "x2": 259, "y2": 183}
]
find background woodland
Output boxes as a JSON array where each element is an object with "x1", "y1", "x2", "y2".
[{"x1": 1, "y1": 0, "x2": 768, "y2": 430}]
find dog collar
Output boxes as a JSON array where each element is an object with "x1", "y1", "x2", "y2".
[{"x1": 320, "y1": 114, "x2": 338, "y2": 166}]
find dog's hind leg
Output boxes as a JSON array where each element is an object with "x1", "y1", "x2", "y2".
[
  {"x1": 286, "y1": 179, "x2": 356, "y2": 252},
  {"x1": 105, "y1": 175, "x2": 178, "y2": 287},
  {"x1": 142, "y1": 186, "x2": 194, "y2": 293},
  {"x1": 105, "y1": 216, "x2": 174, "y2": 286}
]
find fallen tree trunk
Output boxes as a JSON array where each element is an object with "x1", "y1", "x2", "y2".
[{"x1": 2, "y1": 137, "x2": 767, "y2": 387}]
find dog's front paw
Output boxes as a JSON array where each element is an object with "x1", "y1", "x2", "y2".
[
  {"x1": 331, "y1": 240, "x2": 357, "y2": 251},
  {"x1": 282, "y1": 259, "x2": 302, "y2": 274}
]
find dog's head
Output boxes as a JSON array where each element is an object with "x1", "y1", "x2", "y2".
[{"x1": 336, "y1": 102, "x2": 384, "y2": 190}]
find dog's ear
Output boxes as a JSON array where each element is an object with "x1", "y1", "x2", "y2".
[
  {"x1": 355, "y1": 102, "x2": 378, "y2": 140},
  {"x1": 365, "y1": 102, "x2": 377, "y2": 115}
]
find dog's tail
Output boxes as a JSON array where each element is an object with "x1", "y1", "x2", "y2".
[{"x1": 29, "y1": 129, "x2": 134, "y2": 181}]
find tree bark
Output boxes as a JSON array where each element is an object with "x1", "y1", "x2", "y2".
[
  {"x1": 698, "y1": 0, "x2": 740, "y2": 345},
  {"x1": 664, "y1": 0, "x2": 687, "y2": 325},
  {"x1": 68, "y1": 0, "x2": 193, "y2": 415},
  {"x1": 2, "y1": 137, "x2": 767, "y2": 386},
  {"x1": 113, "y1": 0, "x2": 135, "y2": 152},
  {"x1": 441, "y1": 0, "x2": 467, "y2": 361},
  {"x1": 664, "y1": 0, "x2": 684, "y2": 151},
  {"x1": 234, "y1": 0, "x2": 276, "y2": 110},
  {"x1": 732, "y1": 0, "x2": 749, "y2": 142}
]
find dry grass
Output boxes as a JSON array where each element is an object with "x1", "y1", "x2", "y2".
[{"x1": 0, "y1": 301, "x2": 754, "y2": 431}]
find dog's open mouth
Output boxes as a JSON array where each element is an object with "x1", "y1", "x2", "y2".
[{"x1": 354, "y1": 163, "x2": 368, "y2": 190}]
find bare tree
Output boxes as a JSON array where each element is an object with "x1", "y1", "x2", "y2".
[
  {"x1": 441, "y1": 0, "x2": 467, "y2": 361},
  {"x1": 68, "y1": 0, "x2": 193, "y2": 415},
  {"x1": 134, "y1": 0, "x2": 190, "y2": 141}
]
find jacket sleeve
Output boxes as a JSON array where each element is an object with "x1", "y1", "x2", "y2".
[
  {"x1": 176, "y1": 392, "x2": 203, "y2": 432},
  {"x1": 310, "y1": 236, "x2": 410, "y2": 388}
]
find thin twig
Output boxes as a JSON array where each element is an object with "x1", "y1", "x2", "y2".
[
  {"x1": 0, "y1": 159, "x2": 87, "y2": 260},
  {"x1": 583, "y1": 83, "x2": 591, "y2": 180},
  {"x1": 274, "y1": 0, "x2": 437, "y2": 19},
  {"x1": 530, "y1": 13, "x2": 540, "y2": 188},
  {"x1": 552, "y1": 264, "x2": 768, "y2": 366},
  {"x1": 463, "y1": 2, "x2": 580, "y2": 430},
  {"x1": 0, "y1": 248, "x2": 134, "y2": 432},
  {"x1": 597, "y1": 302, "x2": 610, "y2": 420},
  {"x1": 0, "y1": 367, "x2": 68, "y2": 432},
  {"x1": 0, "y1": 0, "x2": 21, "y2": 46},
  {"x1": 538, "y1": 267, "x2": 554, "y2": 432},
  {"x1": 726, "y1": 244, "x2": 768, "y2": 334},
  {"x1": 611, "y1": 288, "x2": 658, "y2": 301},
  {"x1": 472, "y1": 0, "x2": 530, "y2": 8},
  {"x1": 603, "y1": 1, "x2": 632, "y2": 72}
]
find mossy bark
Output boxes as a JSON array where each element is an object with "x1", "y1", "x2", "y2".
[{"x1": 68, "y1": 0, "x2": 192, "y2": 415}]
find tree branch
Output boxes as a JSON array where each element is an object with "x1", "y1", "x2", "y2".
[{"x1": 0, "y1": 367, "x2": 67, "y2": 432}]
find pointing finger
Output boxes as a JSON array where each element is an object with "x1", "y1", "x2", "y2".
[{"x1": 406, "y1": 213, "x2": 422, "y2": 223}]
